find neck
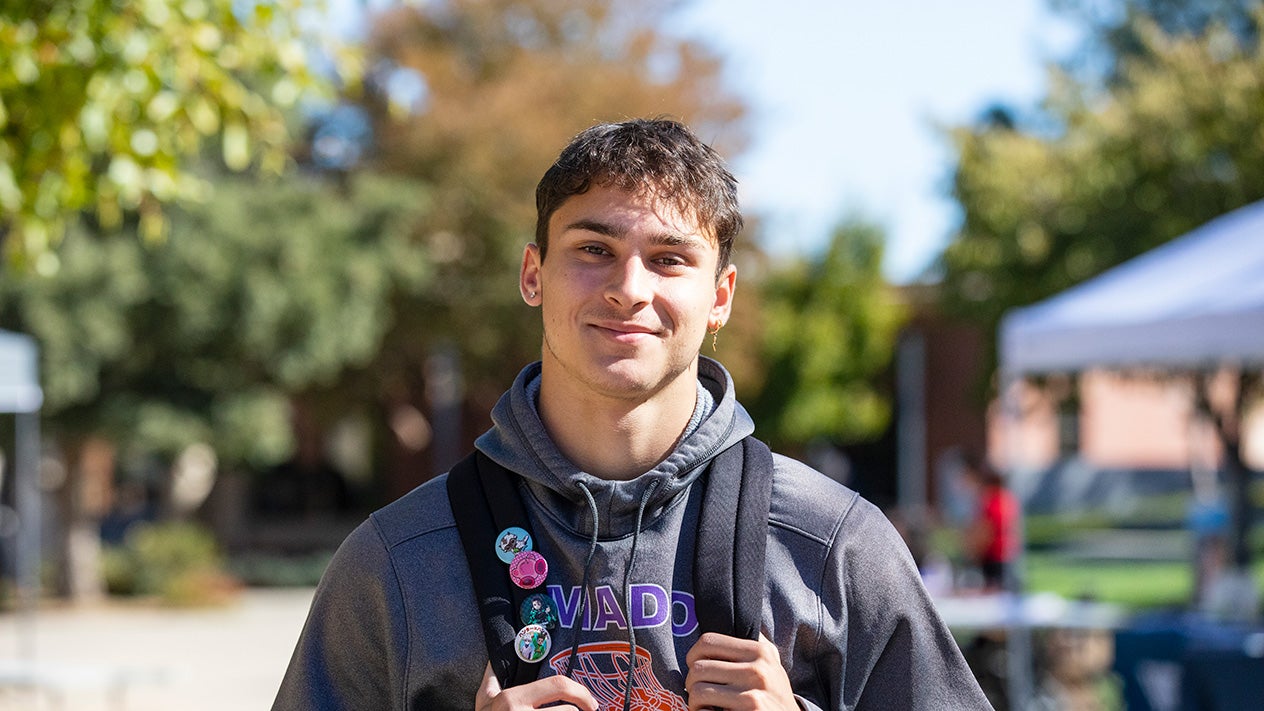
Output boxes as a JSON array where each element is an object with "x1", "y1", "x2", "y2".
[{"x1": 536, "y1": 364, "x2": 699, "y2": 481}]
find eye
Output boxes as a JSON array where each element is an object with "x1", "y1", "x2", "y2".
[
  {"x1": 654, "y1": 254, "x2": 690, "y2": 269},
  {"x1": 579, "y1": 244, "x2": 609, "y2": 257}
]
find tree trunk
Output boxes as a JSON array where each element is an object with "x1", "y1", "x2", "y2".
[
  {"x1": 1224, "y1": 430, "x2": 1252, "y2": 570},
  {"x1": 54, "y1": 436, "x2": 114, "y2": 603},
  {"x1": 1198, "y1": 370, "x2": 1259, "y2": 573}
]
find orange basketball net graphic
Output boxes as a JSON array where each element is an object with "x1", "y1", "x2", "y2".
[{"x1": 548, "y1": 642, "x2": 687, "y2": 711}]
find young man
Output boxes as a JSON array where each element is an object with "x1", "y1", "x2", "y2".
[{"x1": 274, "y1": 119, "x2": 991, "y2": 710}]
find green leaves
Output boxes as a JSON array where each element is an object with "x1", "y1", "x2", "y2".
[
  {"x1": 0, "y1": 172, "x2": 429, "y2": 466},
  {"x1": 0, "y1": 0, "x2": 344, "y2": 265},
  {"x1": 749, "y1": 218, "x2": 906, "y2": 448}
]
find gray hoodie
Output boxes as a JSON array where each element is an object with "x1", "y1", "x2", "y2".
[{"x1": 274, "y1": 358, "x2": 992, "y2": 710}]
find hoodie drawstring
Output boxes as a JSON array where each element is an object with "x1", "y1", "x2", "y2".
[
  {"x1": 565, "y1": 482, "x2": 601, "y2": 682},
  {"x1": 565, "y1": 479, "x2": 662, "y2": 711},
  {"x1": 622, "y1": 479, "x2": 660, "y2": 711}
]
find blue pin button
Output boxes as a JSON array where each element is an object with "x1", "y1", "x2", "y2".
[{"x1": 495, "y1": 526, "x2": 533, "y2": 564}]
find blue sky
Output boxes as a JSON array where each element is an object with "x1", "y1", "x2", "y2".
[{"x1": 669, "y1": 1, "x2": 1079, "y2": 282}]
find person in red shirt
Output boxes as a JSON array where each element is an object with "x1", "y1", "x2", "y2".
[{"x1": 963, "y1": 452, "x2": 1019, "y2": 591}]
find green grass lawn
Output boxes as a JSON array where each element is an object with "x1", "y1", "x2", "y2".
[
  {"x1": 1023, "y1": 551, "x2": 1264, "y2": 610},
  {"x1": 1023, "y1": 553, "x2": 1192, "y2": 609},
  {"x1": 1018, "y1": 490, "x2": 1264, "y2": 612}
]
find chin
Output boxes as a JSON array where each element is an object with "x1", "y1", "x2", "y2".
[
  {"x1": 588, "y1": 359, "x2": 694, "y2": 400},
  {"x1": 588, "y1": 368, "x2": 660, "y2": 399}
]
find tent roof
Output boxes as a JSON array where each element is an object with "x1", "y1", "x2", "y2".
[
  {"x1": 1000, "y1": 199, "x2": 1264, "y2": 375},
  {"x1": 0, "y1": 328, "x2": 42, "y2": 413}
]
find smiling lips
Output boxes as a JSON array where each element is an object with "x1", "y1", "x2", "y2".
[{"x1": 591, "y1": 321, "x2": 660, "y2": 341}]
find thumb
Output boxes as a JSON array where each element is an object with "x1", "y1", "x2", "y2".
[
  {"x1": 758, "y1": 631, "x2": 784, "y2": 660},
  {"x1": 476, "y1": 662, "x2": 501, "y2": 707}
]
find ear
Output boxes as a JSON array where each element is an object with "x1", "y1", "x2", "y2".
[
  {"x1": 520, "y1": 243, "x2": 543, "y2": 306},
  {"x1": 709, "y1": 263, "x2": 737, "y2": 329}
]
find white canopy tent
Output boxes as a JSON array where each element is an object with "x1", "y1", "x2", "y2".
[
  {"x1": 1000, "y1": 198, "x2": 1264, "y2": 375},
  {"x1": 0, "y1": 328, "x2": 42, "y2": 655}
]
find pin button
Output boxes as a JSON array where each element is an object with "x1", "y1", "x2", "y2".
[
  {"x1": 509, "y1": 550, "x2": 548, "y2": 589},
  {"x1": 514, "y1": 623, "x2": 551, "y2": 663},
  {"x1": 495, "y1": 526, "x2": 533, "y2": 564},
  {"x1": 520, "y1": 593, "x2": 558, "y2": 628}
]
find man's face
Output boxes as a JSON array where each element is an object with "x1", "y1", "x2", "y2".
[{"x1": 520, "y1": 184, "x2": 736, "y2": 403}]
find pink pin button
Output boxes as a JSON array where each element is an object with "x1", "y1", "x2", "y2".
[{"x1": 509, "y1": 551, "x2": 548, "y2": 589}]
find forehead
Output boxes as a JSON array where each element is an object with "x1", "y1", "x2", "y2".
[{"x1": 550, "y1": 185, "x2": 715, "y2": 244}]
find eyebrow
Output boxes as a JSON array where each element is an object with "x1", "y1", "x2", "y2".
[{"x1": 563, "y1": 219, "x2": 708, "y2": 249}]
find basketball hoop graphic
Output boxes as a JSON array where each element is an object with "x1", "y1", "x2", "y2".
[{"x1": 548, "y1": 642, "x2": 687, "y2": 711}]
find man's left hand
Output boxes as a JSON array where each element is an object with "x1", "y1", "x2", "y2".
[{"x1": 684, "y1": 632, "x2": 797, "y2": 710}]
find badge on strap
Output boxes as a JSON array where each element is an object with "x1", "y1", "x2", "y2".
[
  {"x1": 520, "y1": 593, "x2": 559, "y2": 628},
  {"x1": 509, "y1": 550, "x2": 548, "y2": 589},
  {"x1": 495, "y1": 526, "x2": 533, "y2": 564},
  {"x1": 514, "y1": 624, "x2": 552, "y2": 663}
]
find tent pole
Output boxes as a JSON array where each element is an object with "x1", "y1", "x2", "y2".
[
  {"x1": 999, "y1": 373, "x2": 1034, "y2": 710},
  {"x1": 896, "y1": 331, "x2": 928, "y2": 515},
  {"x1": 15, "y1": 410, "x2": 40, "y2": 660}
]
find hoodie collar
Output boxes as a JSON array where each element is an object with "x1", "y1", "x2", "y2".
[{"x1": 474, "y1": 357, "x2": 754, "y2": 538}]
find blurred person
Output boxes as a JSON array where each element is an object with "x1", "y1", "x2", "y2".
[
  {"x1": 273, "y1": 119, "x2": 990, "y2": 710},
  {"x1": 1197, "y1": 534, "x2": 1260, "y2": 622},
  {"x1": 961, "y1": 452, "x2": 1019, "y2": 592}
]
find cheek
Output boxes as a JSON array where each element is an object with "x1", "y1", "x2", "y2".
[
  {"x1": 662, "y1": 286, "x2": 718, "y2": 330},
  {"x1": 547, "y1": 266, "x2": 603, "y2": 303}
]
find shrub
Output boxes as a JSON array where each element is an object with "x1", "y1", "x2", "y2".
[{"x1": 102, "y1": 521, "x2": 239, "y2": 606}]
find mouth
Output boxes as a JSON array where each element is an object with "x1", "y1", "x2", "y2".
[{"x1": 591, "y1": 322, "x2": 660, "y2": 341}]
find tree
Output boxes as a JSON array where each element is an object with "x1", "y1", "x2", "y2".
[
  {"x1": 0, "y1": 0, "x2": 342, "y2": 267},
  {"x1": 0, "y1": 172, "x2": 428, "y2": 599},
  {"x1": 1051, "y1": 0, "x2": 1260, "y2": 82},
  {"x1": 746, "y1": 218, "x2": 906, "y2": 452}
]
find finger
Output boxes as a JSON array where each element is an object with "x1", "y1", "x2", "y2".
[
  {"x1": 756, "y1": 632, "x2": 784, "y2": 663},
  {"x1": 686, "y1": 638, "x2": 793, "y2": 708},
  {"x1": 686, "y1": 680, "x2": 740, "y2": 711},
  {"x1": 475, "y1": 663, "x2": 501, "y2": 710},
  {"x1": 686, "y1": 631, "x2": 761, "y2": 666},
  {"x1": 686, "y1": 656, "x2": 758, "y2": 691},
  {"x1": 499, "y1": 675, "x2": 600, "y2": 711}
]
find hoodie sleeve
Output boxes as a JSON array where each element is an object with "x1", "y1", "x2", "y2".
[
  {"x1": 273, "y1": 518, "x2": 409, "y2": 711},
  {"x1": 822, "y1": 498, "x2": 993, "y2": 711}
]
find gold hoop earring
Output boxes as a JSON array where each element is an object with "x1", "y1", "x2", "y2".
[{"x1": 709, "y1": 324, "x2": 722, "y2": 352}]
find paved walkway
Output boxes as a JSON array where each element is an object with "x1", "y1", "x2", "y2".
[{"x1": 0, "y1": 587, "x2": 315, "y2": 711}]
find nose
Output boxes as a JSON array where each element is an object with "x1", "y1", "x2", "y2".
[{"x1": 605, "y1": 256, "x2": 653, "y2": 309}]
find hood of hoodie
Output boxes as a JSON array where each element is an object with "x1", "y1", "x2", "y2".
[{"x1": 475, "y1": 356, "x2": 754, "y2": 539}]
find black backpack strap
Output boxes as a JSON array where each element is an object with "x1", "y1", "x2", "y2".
[
  {"x1": 446, "y1": 452, "x2": 540, "y2": 688},
  {"x1": 694, "y1": 436, "x2": 775, "y2": 640}
]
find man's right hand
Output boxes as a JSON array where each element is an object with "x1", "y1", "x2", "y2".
[{"x1": 475, "y1": 662, "x2": 599, "y2": 711}]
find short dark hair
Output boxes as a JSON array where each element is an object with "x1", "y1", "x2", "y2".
[{"x1": 535, "y1": 118, "x2": 743, "y2": 278}]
